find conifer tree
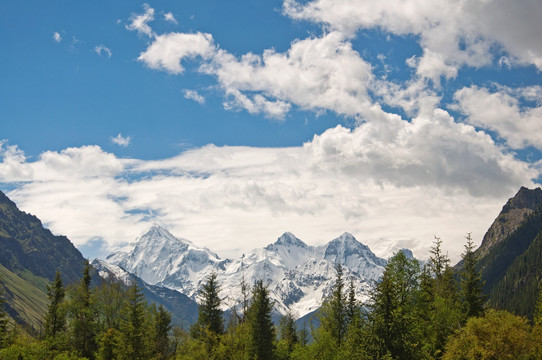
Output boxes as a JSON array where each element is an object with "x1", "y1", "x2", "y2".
[
  {"x1": 44, "y1": 271, "x2": 66, "y2": 339},
  {"x1": 278, "y1": 312, "x2": 298, "y2": 355},
  {"x1": 0, "y1": 276, "x2": 8, "y2": 349},
  {"x1": 320, "y1": 262, "x2": 347, "y2": 346},
  {"x1": 460, "y1": 233, "x2": 485, "y2": 319},
  {"x1": 153, "y1": 304, "x2": 172, "y2": 360},
  {"x1": 247, "y1": 280, "x2": 275, "y2": 360},
  {"x1": 191, "y1": 272, "x2": 223, "y2": 338},
  {"x1": 118, "y1": 279, "x2": 149, "y2": 360},
  {"x1": 71, "y1": 260, "x2": 97, "y2": 358}
]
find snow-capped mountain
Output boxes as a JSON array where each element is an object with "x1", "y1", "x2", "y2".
[{"x1": 106, "y1": 226, "x2": 387, "y2": 318}]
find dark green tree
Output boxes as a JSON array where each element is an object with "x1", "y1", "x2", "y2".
[
  {"x1": 44, "y1": 271, "x2": 66, "y2": 339},
  {"x1": 153, "y1": 304, "x2": 172, "y2": 360},
  {"x1": 276, "y1": 312, "x2": 298, "y2": 358},
  {"x1": 0, "y1": 276, "x2": 8, "y2": 349},
  {"x1": 71, "y1": 260, "x2": 97, "y2": 358},
  {"x1": 117, "y1": 279, "x2": 149, "y2": 360},
  {"x1": 460, "y1": 233, "x2": 486, "y2": 319},
  {"x1": 367, "y1": 251, "x2": 422, "y2": 359},
  {"x1": 320, "y1": 262, "x2": 347, "y2": 346},
  {"x1": 191, "y1": 272, "x2": 224, "y2": 338},
  {"x1": 247, "y1": 280, "x2": 275, "y2": 360}
]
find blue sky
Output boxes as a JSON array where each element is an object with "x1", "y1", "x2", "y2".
[{"x1": 1, "y1": 0, "x2": 541, "y2": 262}]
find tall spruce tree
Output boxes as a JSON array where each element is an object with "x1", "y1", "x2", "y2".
[
  {"x1": 118, "y1": 279, "x2": 149, "y2": 360},
  {"x1": 191, "y1": 272, "x2": 224, "y2": 338},
  {"x1": 460, "y1": 233, "x2": 485, "y2": 319},
  {"x1": 0, "y1": 276, "x2": 7, "y2": 348},
  {"x1": 153, "y1": 304, "x2": 172, "y2": 360},
  {"x1": 320, "y1": 262, "x2": 347, "y2": 346},
  {"x1": 71, "y1": 261, "x2": 97, "y2": 358},
  {"x1": 368, "y1": 251, "x2": 422, "y2": 359},
  {"x1": 44, "y1": 271, "x2": 66, "y2": 339},
  {"x1": 247, "y1": 280, "x2": 275, "y2": 360}
]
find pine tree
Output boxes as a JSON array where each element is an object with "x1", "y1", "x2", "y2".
[
  {"x1": 429, "y1": 236, "x2": 449, "y2": 279},
  {"x1": 247, "y1": 280, "x2": 275, "y2": 360},
  {"x1": 153, "y1": 305, "x2": 172, "y2": 360},
  {"x1": 460, "y1": 233, "x2": 486, "y2": 319},
  {"x1": 367, "y1": 251, "x2": 422, "y2": 359},
  {"x1": 0, "y1": 275, "x2": 8, "y2": 349},
  {"x1": 191, "y1": 272, "x2": 224, "y2": 338},
  {"x1": 278, "y1": 312, "x2": 298, "y2": 355},
  {"x1": 118, "y1": 279, "x2": 149, "y2": 360},
  {"x1": 320, "y1": 262, "x2": 347, "y2": 346},
  {"x1": 346, "y1": 278, "x2": 359, "y2": 323},
  {"x1": 71, "y1": 260, "x2": 97, "y2": 358},
  {"x1": 44, "y1": 271, "x2": 66, "y2": 339}
]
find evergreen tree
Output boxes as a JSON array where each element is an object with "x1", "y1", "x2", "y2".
[
  {"x1": 191, "y1": 272, "x2": 224, "y2": 338},
  {"x1": 320, "y1": 262, "x2": 347, "y2": 346},
  {"x1": 429, "y1": 236, "x2": 449, "y2": 279},
  {"x1": 0, "y1": 275, "x2": 8, "y2": 349},
  {"x1": 71, "y1": 260, "x2": 97, "y2": 358},
  {"x1": 277, "y1": 312, "x2": 298, "y2": 357},
  {"x1": 117, "y1": 279, "x2": 149, "y2": 360},
  {"x1": 44, "y1": 271, "x2": 66, "y2": 339},
  {"x1": 367, "y1": 251, "x2": 422, "y2": 359},
  {"x1": 247, "y1": 280, "x2": 275, "y2": 360},
  {"x1": 460, "y1": 233, "x2": 486, "y2": 319},
  {"x1": 153, "y1": 304, "x2": 172, "y2": 360},
  {"x1": 346, "y1": 278, "x2": 359, "y2": 323}
]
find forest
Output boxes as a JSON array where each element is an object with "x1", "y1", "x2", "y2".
[{"x1": 1, "y1": 235, "x2": 542, "y2": 360}]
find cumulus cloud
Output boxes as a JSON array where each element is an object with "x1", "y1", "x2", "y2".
[
  {"x1": 53, "y1": 32, "x2": 62, "y2": 43},
  {"x1": 283, "y1": 0, "x2": 542, "y2": 81},
  {"x1": 111, "y1": 134, "x2": 131, "y2": 147},
  {"x1": 1, "y1": 112, "x2": 538, "y2": 262},
  {"x1": 183, "y1": 89, "x2": 205, "y2": 104},
  {"x1": 126, "y1": 3, "x2": 155, "y2": 37},
  {"x1": 138, "y1": 32, "x2": 215, "y2": 74},
  {"x1": 94, "y1": 45, "x2": 112, "y2": 58},
  {"x1": 452, "y1": 85, "x2": 542, "y2": 149}
]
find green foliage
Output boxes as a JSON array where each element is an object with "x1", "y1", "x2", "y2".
[
  {"x1": 319, "y1": 263, "x2": 347, "y2": 347},
  {"x1": 44, "y1": 271, "x2": 66, "y2": 340},
  {"x1": 69, "y1": 261, "x2": 98, "y2": 358},
  {"x1": 117, "y1": 280, "x2": 150, "y2": 360},
  {"x1": 153, "y1": 305, "x2": 172, "y2": 360},
  {"x1": 247, "y1": 280, "x2": 275, "y2": 360},
  {"x1": 442, "y1": 309, "x2": 532, "y2": 360},
  {"x1": 0, "y1": 275, "x2": 8, "y2": 348},
  {"x1": 191, "y1": 272, "x2": 224, "y2": 339},
  {"x1": 460, "y1": 234, "x2": 486, "y2": 319},
  {"x1": 367, "y1": 251, "x2": 423, "y2": 360}
]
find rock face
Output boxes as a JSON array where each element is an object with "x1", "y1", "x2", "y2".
[
  {"x1": 107, "y1": 227, "x2": 387, "y2": 318},
  {"x1": 477, "y1": 187, "x2": 542, "y2": 258}
]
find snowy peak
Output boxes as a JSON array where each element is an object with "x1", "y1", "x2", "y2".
[{"x1": 266, "y1": 232, "x2": 307, "y2": 250}]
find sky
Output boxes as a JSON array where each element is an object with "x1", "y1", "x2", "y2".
[{"x1": 1, "y1": 0, "x2": 542, "y2": 263}]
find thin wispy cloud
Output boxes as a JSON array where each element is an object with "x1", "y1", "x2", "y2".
[
  {"x1": 111, "y1": 133, "x2": 131, "y2": 147},
  {"x1": 94, "y1": 45, "x2": 112, "y2": 58},
  {"x1": 163, "y1": 12, "x2": 177, "y2": 24},
  {"x1": 183, "y1": 89, "x2": 205, "y2": 104},
  {"x1": 126, "y1": 3, "x2": 155, "y2": 37}
]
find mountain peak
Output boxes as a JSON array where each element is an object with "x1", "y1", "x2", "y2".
[{"x1": 274, "y1": 232, "x2": 307, "y2": 247}]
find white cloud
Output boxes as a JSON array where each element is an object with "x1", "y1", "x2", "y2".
[
  {"x1": 53, "y1": 32, "x2": 62, "y2": 43},
  {"x1": 94, "y1": 44, "x2": 112, "y2": 58},
  {"x1": 164, "y1": 12, "x2": 177, "y2": 24},
  {"x1": 183, "y1": 89, "x2": 205, "y2": 104},
  {"x1": 283, "y1": 0, "x2": 542, "y2": 81},
  {"x1": 1, "y1": 110, "x2": 538, "y2": 263},
  {"x1": 126, "y1": 3, "x2": 156, "y2": 38},
  {"x1": 111, "y1": 134, "x2": 131, "y2": 147},
  {"x1": 453, "y1": 85, "x2": 542, "y2": 149},
  {"x1": 138, "y1": 32, "x2": 215, "y2": 74}
]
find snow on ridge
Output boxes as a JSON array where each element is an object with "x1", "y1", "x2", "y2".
[{"x1": 102, "y1": 225, "x2": 388, "y2": 318}]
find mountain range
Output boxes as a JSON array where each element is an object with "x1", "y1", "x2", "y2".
[
  {"x1": 107, "y1": 227, "x2": 387, "y2": 318},
  {"x1": 2, "y1": 185, "x2": 542, "y2": 331}
]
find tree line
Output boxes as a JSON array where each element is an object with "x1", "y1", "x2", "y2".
[{"x1": 2, "y1": 235, "x2": 542, "y2": 359}]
